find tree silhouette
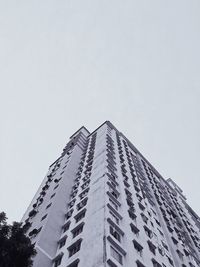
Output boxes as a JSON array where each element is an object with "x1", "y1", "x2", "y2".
[{"x1": 0, "y1": 212, "x2": 36, "y2": 267}]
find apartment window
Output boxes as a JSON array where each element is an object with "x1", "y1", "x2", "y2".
[
  {"x1": 69, "y1": 199, "x2": 76, "y2": 209},
  {"x1": 79, "y1": 188, "x2": 89, "y2": 200},
  {"x1": 28, "y1": 226, "x2": 42, "y2": 238},
  {"x1": 109, "y1": 180, "x2": 117, "y2": 189},
  {"x1": 109, "y1": 198, "x2": 118, "y2": 210},
  {"x1": 71, "y1": 222, "x2": 84, "y2": 238},
  {"x1": 68, "y1": 239, "x2": 82, "y2": 257},
  {"x1": 54, "y1": 178, "x2": 61, "y2": 183},
  {"x1": 166, "y1": 256, "x2": 174, "y2": 266},
  {"x1": 134, "y1": 185, "x2": 140, "y2": 192},
  {"x1": 138, "y1": 202, "x2": 145, "y2": 211},
  {"x1": 81, "y1": 180, "x2": 90, "y2": 190},
  {"x1": 110, "y1": 246, "x2": 122, "y2": 264},
  {"x1": 155, "y1": 218, "x2": 161, "y2": 226},
  {"x1": 41, "y1": 191, "x2": 46, "y2": 197},
  {"x1": 109, "y1": 188, "x2": 119, "y2": 200},
  {"x1": 125, "y1": 189, "x2": 132, "y2": 198},
  {"x1": 107, "y1": 172, "x2": 117, "y2": 182},
  {"x1": 46, "y1": 203, "x2": 52, "y2": 209},
  {"x1": 110, "y1": 225, "x2": 121, "y2": 242},
  {"x1": 136, "y1": 260, "x2": 146, "y2": 267},
  {"x1": 23, "y1": 221, "x2": 32, "y2": 232},
  {"x1": 54, "y1": 184, "x2": 59, "y2": 190},
  {"x1": 109, "y1": 211, "x2": 120, "y2": 225},
  {"x1": 124, "y1": 180, "x2": 130, "y2": 188},
  {"x1": 50, "y1": 193, "x2": 56, "y2": 199},
  {"x1": 158, "y1": 246, "x2": 165, "y2": 256},
  {"x1": 150, "y1": 221, "x2": 154, "y2": 228},
  {"x1": 162, "y1": 241, "x2": 169, "y2": 251},
  {"x1": 59, "y1": 237, "x2": 67, "y2": 249},
  {"x1": 127, "y1": 199, "x2": 135, "y2": 209},
  {"x1": 157, "y1": 228, "x2": 164, "y2": 236},
  {"x1": 141, "y1": 213, "x2": 148, "y2": 224},
  {"x1": 72, "y1": 183, "x2": 79, "y2": 192},
  {"x1": 82, "y1": 175, "x2": 90, "y2": 182},
  {"x1": 147, "y1": 240, "x2": 156, "y2": 255},
  {"x1": 151, "y1": 208, "x2": 157, "y2": 216},
  {"x1": 171, "y1": 236, "x2": 178, "y2": 245},
  {"x1": 66, "y1": 259, "x2": 80, "y2": 267},
  {"x1": 130, "y1": 223, "x2": 140, "y2": 236},
  {"x1": 74, "y1": 209, "x2": 86, "y2": 223},
  {"x1": 167, "y1": 225, "x2": 173, "y2": 233},
  {"x1": 176, "y1": 250, "x2": 184, "y2": 261},
  {"x1": 77, "y1": 198, "x2": 88, "y2": 211},
  {"x1": 143, "y1": 225, "x2": 153, "y2": 238},
  {"x1": 41, "y1": 214, "x2": 47, "y2": 221},
  {"x1": 133, "y1": 240, "x2": 143, "y2": 256},
  {"x1": 128, "y1": 209, "x2": 137, "y2": 221},
  {"x1": 152, "y1": 258, "x2": 162, "y2": 267},
  {"x1": 71, "y1": 190, "x2": 78, "y2": 199},
  {"x1": 63, "y1": 221, "x2": 71, "y2": 233},
  {"x1": 54, "y1": 255, "x2": 63, "y2": 267},
  {"x1": 66, "y1": 209, "x2": 74, "y2": 220},
  {"x1": 183, "y1": 249, "x2": 189, "y2": 257}
]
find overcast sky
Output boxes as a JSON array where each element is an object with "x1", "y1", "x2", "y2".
[{"x1": 0, "y1": 0, "x2": 200, "y2": 223}]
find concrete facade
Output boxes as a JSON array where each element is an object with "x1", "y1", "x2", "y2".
[{"x1": 22, "y1": 121, "x2": 200, "y2": 267}]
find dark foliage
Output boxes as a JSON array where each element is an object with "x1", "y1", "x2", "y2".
[{"x1": 0, "y1": 212, "x2": 36, "y2": 267}]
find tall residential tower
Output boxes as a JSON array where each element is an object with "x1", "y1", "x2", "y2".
[{"x1": 22, "y1": 121, "x2": 200, "y2": 267}]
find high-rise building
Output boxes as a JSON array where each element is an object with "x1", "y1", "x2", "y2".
[{"x1": 22, "y1": 121, "x2": 200, "y2": 267}]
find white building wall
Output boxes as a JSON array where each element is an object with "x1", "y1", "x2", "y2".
[{"x1": 21, "y1": 121, "x2": 200, "y2": 267}]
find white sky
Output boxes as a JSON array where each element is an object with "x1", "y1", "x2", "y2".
[{"x1": 0, "y1": 0, "x2": 200, "y2": 223}]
